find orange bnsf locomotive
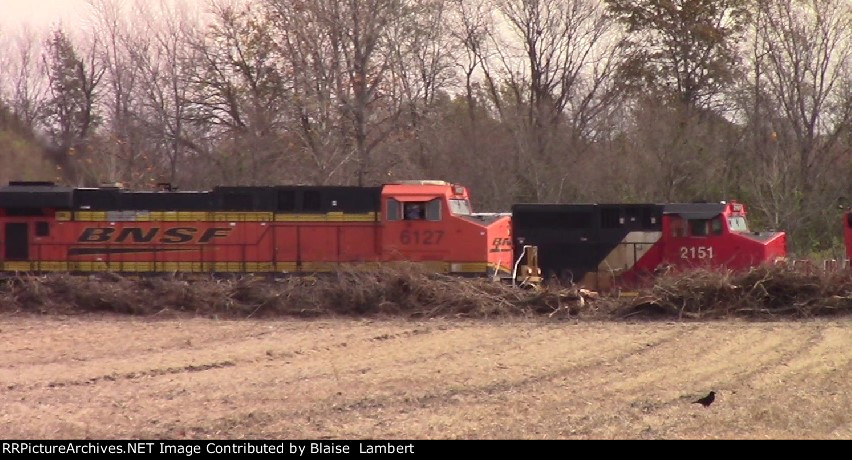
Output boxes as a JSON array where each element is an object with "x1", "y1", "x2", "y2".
[
  {"x1": 0, "y1": 181, "x2": 514, "y2": 276},
  {"x1": 511, "y1": 201, "x2": 787, "y2": 290}
]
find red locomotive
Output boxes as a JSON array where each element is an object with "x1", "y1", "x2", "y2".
[
  {"x1": 511, "y1": 201, "x2": 787, "y2": 290},
  {"x1": 0, "y1": 181, "x2": 514, "y2": 277}
]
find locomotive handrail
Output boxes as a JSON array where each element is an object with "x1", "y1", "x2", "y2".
[
  {"x1": 512, "y1": 245, "x2": 540, "y2": 288},
  {"x1": 512, "y1": 246, "x2": 529, "y2": 288}
]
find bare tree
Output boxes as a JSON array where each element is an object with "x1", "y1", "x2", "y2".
[
  {"x1": 385, "y1": 0, "x2": 458, "y2": 173},
  {"x1": 450, "y1": 0, "x2": 493, "y2": 127},
  {"x1": 268, "y1": 0, "x2": 406, "y2": 186},
  {"x1": 188, "y1": 0, "x2": 292, "y2": 184},
  {"x1": 88, "y1": 0, "x2": 152, "y2": 185},
  {"x1": 129, "y1": 0, "x2": 201, "y2": 185},
  {"x1": 2, "y1": 27, "x2": 50, "y2": 131},
  {"x1": 745, "y1": 0, "x2": 852, "y2": 248},
  {"x1": 605, "y1": 0, "x2": 751, "y2": 108},
  {"x1": 271, "y1": 0, "x2": 352, "y2": 184},
  {"x1": 482, "y1": 0, "x2": 625, "y2": 202}
]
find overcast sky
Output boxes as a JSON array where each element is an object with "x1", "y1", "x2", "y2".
[{"x1": 0, "y1": 0, "x2": 92, "y2": 31}]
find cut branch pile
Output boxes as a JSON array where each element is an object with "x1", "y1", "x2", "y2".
[
  {"x1": 614, "y1": 265, "x2": 852, "y2": 319},
  {"x1": 0, "y1": 264, "x2": 594, "y2": 319},
  {"x1": 1, "y1": 263, "x2": 850, "y2": 320}
]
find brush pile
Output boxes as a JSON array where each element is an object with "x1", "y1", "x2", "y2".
[
  {"x1": 0, "y1": 264, "x2": 593, "y2": 319},
  {"x1": 0, "y1": 263, "x2": 849, "y2": 320},
  {"x1": 614, "y1": 264, "x2": 852, "y2": 319}
]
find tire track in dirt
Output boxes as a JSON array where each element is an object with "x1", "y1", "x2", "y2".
[
  {"x1": 508, "y1": 324, "x2": 827, "y2": 437},
  {"x1": 238, "y1": 322, "x2": 687, "y2": 412},
  {"x1": 497, "y1": 322, "x2": 848, "y2": 439},
  {"x1": 155, "y1": 324, "x2": 692, "y2": 439},
  {"x1": 0, "y1": 320, "x2": 437, "y2": 391},
  {"x1": 2, "y1": 318, "x2": 848, "y2": 439},
  {"x1": 594, "y1": 324, "x2": 832, "y2": 438},
  {"x1": 249, "y1": 323, "x2": 832, "y2": 438},
  {"x1": 5, "y1": 360, "x2": 237, "y2": 391},
  {"x1": 0, "y1": 318, "x2": 277, "y2": 367}
]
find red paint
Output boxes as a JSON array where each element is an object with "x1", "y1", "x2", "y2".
[{"x1": 605, "y1": 201, "x2": 787, "y2": 289}]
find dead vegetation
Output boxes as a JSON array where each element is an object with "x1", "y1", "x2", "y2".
[
  {"x1": 0, "y1": 263, "x2": 850, "y2": 320},
  {"x1": 616, "y1": 265, "x2": 852, "y2": 320}
]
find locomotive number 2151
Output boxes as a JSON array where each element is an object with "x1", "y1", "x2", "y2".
[{"x1": 680, "y1": 246, "x2": 714, "y2": 259}]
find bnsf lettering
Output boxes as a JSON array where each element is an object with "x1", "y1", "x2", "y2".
[
  {"x1": 162, "y1": 228, "x2": 197, "y2": 243},
  {"x1": 116, "y1": 228, "x2": 157, "y2": 243},
  {"x1": 79, "y1": 227, "x2": 114, "y2": 242},
  {"x1": 199, "y1": 228, "x2": 232, "y2": 243},
  {"x1": 77, "y1": 227, "x2": 232, "y2": 244}
]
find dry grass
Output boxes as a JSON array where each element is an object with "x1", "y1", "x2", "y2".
[{"x1": 0, "y1": 315, "x2": 848, "y2": 439}]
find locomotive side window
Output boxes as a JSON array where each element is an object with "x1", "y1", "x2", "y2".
[
  {"x1": 386, "y1": 199, "x2": 401, "y2": 221},
  {"x1": 728, "y1": 216, "x2": 749, "y2": 232},
  {"x1": 404, "y1": 202, "x2": 426, "y2": 220},
  {"x1": 399, "y1": 199, "x2": 442, "y2": 221},
  {"x1": 449, "y1": 199, "x2": 471, "y2": 216},
  {"x1": 670, "y1": 217, "x2": 686, "y2": 237},
  {"x1": 425, "y1": 199, "x2": 441, "y2": 221},
  {"x1": 690, "y1": 220, "x2": 708, "y2": 236},
  {"x1": 689, "y1": 217, "x2": 723, "y2": 237},
  {"x1": 711, "y1": 217, "x2": 723, "y2": 235}
]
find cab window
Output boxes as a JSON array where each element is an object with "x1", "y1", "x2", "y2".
[
  {"x1": 689, "y1": 219, "x2": 708, "y2": 236},
  {"x1": 727, "y1": 216, "x2": 749, "y2": 232},
  {"x1": 425, "y1": 199, "x2": 441, "y2": 221},
  {"x1": 386, "y1": 198, "x2": 401, "y2": 221},
  {"x1": 670, "y1": 217, "x2": 686, "y2": 237},
  {"x1": 689, "y1": 217, "x2": 723, "y2": 237},
  {"x1": 402, "y1": 199, "x2": 442, "y2": 221},
  {"x1": 404, "y1": 202, "x2": 426, "y2": 220},
  {"x1": 449, "y1": 199, "x2": 472, "y2": 216}
]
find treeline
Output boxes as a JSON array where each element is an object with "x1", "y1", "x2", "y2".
[{"x1": 0, "y1": 0, "x2": 850, "y2": 256}]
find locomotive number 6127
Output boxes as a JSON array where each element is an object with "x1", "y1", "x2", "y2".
[{"x1": 399, "y1": 230, "x2": 444, "y2": 245}]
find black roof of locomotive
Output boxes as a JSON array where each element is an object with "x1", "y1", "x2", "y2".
[
  {"x1": 662, "y1": 202, "x2": 727, "y2": 219},
  {"x1": 0, "y1": 182, "x2": 382, "y2": 213},
  {"x1": 512, "y1": 202, "x2": 728, "y2": 220},
  {"x1": 511, "y1": 203, "x2": 664, "y2": 232},
  {"x1": 0, "y1": 182, "x2": 74, "y2": 208}
]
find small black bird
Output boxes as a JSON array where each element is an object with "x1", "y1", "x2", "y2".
[{"x1": 693, "y1": 391, "x2": 716, "y2": 407}]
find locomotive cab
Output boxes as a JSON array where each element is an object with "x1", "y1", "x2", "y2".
[
  {"x1": 510, "y1": 200, "x2": 787, "y2": 292},
  {"x1": 381, "y1": 181, "x2": 512, "y2": 276},
  {"x1": 662, "y1": 201, "x2": 786, "y2": 270}
]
